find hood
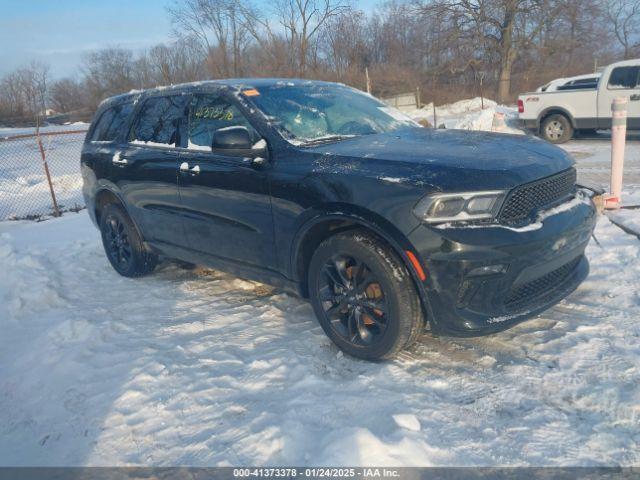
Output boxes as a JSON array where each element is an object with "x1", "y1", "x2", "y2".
[{"x1": 305, "y1": 127, "x2": 574, "y2": 192}]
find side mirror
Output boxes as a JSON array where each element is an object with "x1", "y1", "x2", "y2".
[{"x1": 212, "y1": 126, "x2": 252, "y2": 151}]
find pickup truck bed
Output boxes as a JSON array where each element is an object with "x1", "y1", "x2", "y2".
[{"x1": 518, "y1": 59, "x2": 640, "y2": 143}]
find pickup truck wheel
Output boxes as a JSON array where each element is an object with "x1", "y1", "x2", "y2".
[
  {"x1": 541, "y1": 114, "x2": 573, "y2": 144},
  {"x1": 99, "y1": 204, "x2": 158, "y2": 277},
  {"x1": 308, "y1": 230, "x2": 424, "y2": 360}
]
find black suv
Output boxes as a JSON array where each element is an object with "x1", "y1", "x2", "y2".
[{"x1": 82, "y1": 79, "x2": 597, "y2": 360}]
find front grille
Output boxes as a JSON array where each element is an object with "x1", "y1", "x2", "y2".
[
  {"x1": 504, "y1": 256, "x2": 582, "y2": 311},
  {"x1": 499, "y1": 168, "x2": 577, "y2": 225}
]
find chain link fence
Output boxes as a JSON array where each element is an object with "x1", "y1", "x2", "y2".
[{"x1": 0, "y1": 129, "x2": 88, "y2": 221}]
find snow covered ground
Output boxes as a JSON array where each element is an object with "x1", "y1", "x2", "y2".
[
  {"x1": 0, "y1": 122, "x2": 88, "y2": 139},
  {"x1": 1, "y1": 210, "x2": 639, "y2": 467}
]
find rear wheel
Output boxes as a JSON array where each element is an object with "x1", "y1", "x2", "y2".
[
  {"x1": 541, "y1": 114, "x2": 573, "y2": 144},
  {"x1": 308, "y1": 230, "x2": 424, "y2": 360},
  {"x1": 99, "y1": 204, "x2": 157, "y2": 277}
]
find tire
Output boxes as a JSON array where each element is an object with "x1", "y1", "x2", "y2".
[
  {"x1": 99, "y1": 203, "x2": 158, "y2": 277},
  {"x1": 308, "y1": 230, "x2": 425, "y2": 360},
  {"x1": 541, "y1": 114, "x2": 573, "y2": 144}
]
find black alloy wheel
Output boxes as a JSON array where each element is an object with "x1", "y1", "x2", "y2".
[
  {"x1": 318, "y1": 254, "x2": 388, "y2": 347},
  {"x1": 308, "y1": 230, "x2": 425, "y2": 360},
  {"x1": 104, "y1": 214, "x2": 132, "y2": 269}
]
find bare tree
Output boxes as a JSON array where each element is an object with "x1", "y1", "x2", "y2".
[
  {"x1": 0, "y1": 0, "x2": 628, "y2": 125},
  {"x1": 137, "y1": 38, "x2": 207, "y2": 86},
  {"x1": 82, "y1": 48, "x2": 137, "y2": 107},
  {"x1": 421, "y1": 0, "x2": 547, "y2": 103},
  {"x1": 0, "y1": 61, "x2": 50, "y2": 120},
  {"x1": 604, "y1": 0, "x2": 640, "y2": 59},
  {"x1": 169, "y1": 0, "x2": 253, "y2": 77},
  {"x1": 321, "y1": 9, "x2": 369, "y2": 78},
  {"x1": 273, "y1": 0, "x2": 349, "y2": 75},
  {"x1": 0, "y1": 72, "x2": 27, "y2": 118},
  {"x1": 49, "y1": 78, "x2": 87, "y2": 113}
]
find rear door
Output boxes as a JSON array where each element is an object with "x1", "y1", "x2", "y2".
[
  {"x1": 113, "y1": 94, "x2": 190, "y2": 246},
  {"x1": 598, "y1": 65, "x2": 640, "y2": 129},
  {"x1": 83, "y1": 101, "x2": 135, "y2": 184},
  {"x1": 177, "y1": 91, "x2": 277, "y2": 270}
]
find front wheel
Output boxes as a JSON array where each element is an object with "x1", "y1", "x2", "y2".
[
  {"x1": 541, "y1": 114, "x2": 573, "y2": 144},
  {"x1": 308, "y1": 230, "x2": 425, "y2": 360}
]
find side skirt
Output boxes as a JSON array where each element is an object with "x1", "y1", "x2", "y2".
[{"x1": 148, "y1": 240, "x2": 301, "y2": 296}]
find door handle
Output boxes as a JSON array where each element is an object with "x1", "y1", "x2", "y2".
[
  {"x1": 180, "y1": 162, "x2": 200, "y2": 175},
  {"x1": 240, "y1": 156, "x2": 269, "y2": 169},
  {"x1": 631, "y1": 94, "x2": 640, "y2": 101},
  {"x1": 112, "y1": 153, "x2": 128, "y2": 166}
]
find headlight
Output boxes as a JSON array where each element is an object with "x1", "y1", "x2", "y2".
[{"x1": 413, "y1": 191, "x2": 506, "y2": 223}]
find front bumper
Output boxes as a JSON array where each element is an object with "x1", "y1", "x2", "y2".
[{"x1": 408, "y1": 193, "x2": 597, "y2": 336}]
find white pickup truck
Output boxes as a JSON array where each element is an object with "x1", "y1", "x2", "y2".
[{"x1": 518, "y1": 59, "x2": 640, "y2": 143}]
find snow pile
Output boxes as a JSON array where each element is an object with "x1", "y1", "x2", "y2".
[
  {"x1": 430, "y1": 97, "x2": 497, "y2": 116},
  {"x1": 407, "y1": 97, "x2": 523, "y2": 135},
  {"x1": 1, "y1": 211, "x2": 639, "y2": 466}
]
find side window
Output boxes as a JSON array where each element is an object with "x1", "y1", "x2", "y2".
[
  {"x1": 91, "y1": 102, "x2": 134, "y2": 142},
  {"x1": 608, "y1": 67, "x2": 640, "y2": 90},
  {"x1": 129, "y1": 95, "x2": 189, "y2": 146},
  {"x1": 188, "y1": 94, "x2": 259, "y2": 150},
  {"x1": 91, "y1": 108, "x2": 117, "y2": 141},
  {"x1": 103, "y1": 102, "x2": 134, "y2": 141}
]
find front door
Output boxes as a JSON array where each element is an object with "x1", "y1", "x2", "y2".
[
  {"x1": 115, "y1": 94, "x2": 190, "y2": 246},
  {"x1": 598, "y1": 65, "x2": 640, "y2": 129},
  {"x1": 177, "y1": 92, "x2": 277, "y2": 270}
]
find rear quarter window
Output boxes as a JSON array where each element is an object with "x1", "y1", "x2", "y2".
[{"x1": 91, "y1": 102, "x2": 134, "y2": 142}]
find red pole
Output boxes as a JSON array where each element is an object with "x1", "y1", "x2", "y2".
[{"x1": 36, "y1": 133, "x2": 61, "y2": 217}]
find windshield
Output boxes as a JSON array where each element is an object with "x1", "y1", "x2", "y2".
[{"x1": 245, "y1": 83, "x2": 419, "y2": 144}]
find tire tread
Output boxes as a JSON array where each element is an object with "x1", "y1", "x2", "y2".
[{"x1": 309, "y1": 229, "x2": 425, "y2": 360}]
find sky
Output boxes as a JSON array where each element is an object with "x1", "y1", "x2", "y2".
[
  {"x1": 0, "y1": 0, "x2": 380, "y2": 79},
  {"x1": 0, "y1": 0, "x2": 183, "y2": 78}
]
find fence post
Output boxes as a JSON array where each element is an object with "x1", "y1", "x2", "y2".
[
  {"x1": 365, "y1": 67, "x2": 372, "y2": 94},
  {"x1": 605, "y1": 97, "x2": 627, "y2": 210},
  {"x1": 36, "y1": 132, "x2": 61, "y2": 217}
]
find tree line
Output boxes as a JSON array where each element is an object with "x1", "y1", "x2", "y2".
[{"x1": 1, "y1": 0, "x2": 639, "y2": 125}]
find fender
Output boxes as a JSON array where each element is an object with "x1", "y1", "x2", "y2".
[
  {"x1": 537, "y1": 106, "x2": 577, "y2": 130},
  {"x1": 91, "y1": 181, "x2": 149, "y2": 244},
  {"x1": 89, "y1": 179, "x2": 124, "y2": 219},
  {"x1": 289, "y1": 204, "x2": 438, "y2": 329}
]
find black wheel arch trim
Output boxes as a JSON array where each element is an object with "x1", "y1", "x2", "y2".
[
  {"x1": 537, "y1": 107, "x2": 576, "y2": 130},
  {"x1": 93, "y1": 183, "x2": 149, "y2": 249},
  {"x1": 290, "y1": 205, "x2": 438, "y2": 330}
]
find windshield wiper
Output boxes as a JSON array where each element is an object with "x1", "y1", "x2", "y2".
[{"x1": 302, "y1": 134, "x2": 357, "y2": 146}]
